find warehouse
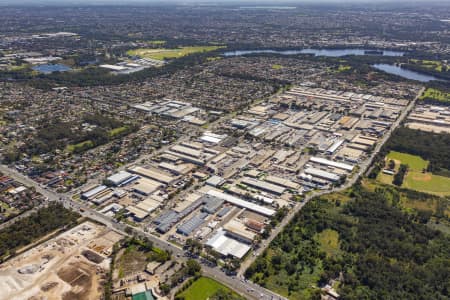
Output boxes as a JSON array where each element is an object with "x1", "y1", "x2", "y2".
[
  {"x1": 136, "y1": 197, "x2": 161, "y2": 213},
  {"x1": 158, "y1": 162, "x2": 194, "y2": 175},
  {"x1": 223, "y1": 219, "x2": 256, "y2": 243},
  {"x1": 217, "y1": 206, "x2": 232, "y2": 218},
  {"x1": 264, "y1": 175, "x2": 299, "y2": 190},
  {"x1": 129, "y1": 166, "x2": 175, "y2": 185},
  {"x1": 352, "y1": 136, "x2": 376, "y2": 146},
  {"x1": 326, "y1": 139, "x2": 345, "y2": 155},
  {"x1": 132, "y1": 178, "x2": 163, "y2": 196},
  {"x1": 177, "y1": 212, "x2": 208, "y2": 236},
  {"x1": 90, "y1": 190, "x2": 114, "y2": 205},
  {"x1": 164, "y1": 150, "x2": 205, "y2": 165},
  {"x1": 106, "y1": 171, "x2": 137, "y2": 186},
  {"x1": 206, "y1": 175, "x2": 225, "y2": 187},
  {"x1": 154, "y1": 210, "x2": 179, "y2": 233},
  {"x1": 241, "y1": 177, "x2": 286, "y2": 195},
  {"x1": 336, "y1": 146, "x2": 364, "y2": 163},
  {"x1": 171, "y1": 145, "x2": 202, "y2": 158},
  {"x1": 200, "y1": 194, "x2": 224, "y2": 214},
  {"x1": 127, "y1": 206, "x2": 149, "y2": 222},
  {"x1": 304, "y1": 168, "x2": 341, "y2": 182},
  {"x1": 205, "y1": 229, "x2": 251, "y2": 259},
  {"x1": 81, "y1": 185, "x2": 108, "y2": 200},
  {"x1": 309, "y1": 157, "x2": 354, "y2": 172},
  {"x1": 207, "y1": 190, "x2": 275, "y2": 217}
]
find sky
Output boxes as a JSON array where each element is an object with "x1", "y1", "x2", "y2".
[
  {"x1": 0, "y1": 0, "x2": 447, "y2": 3},
  {"x1": 0, "y1": 0, "x2": 449, "y2": 6}
]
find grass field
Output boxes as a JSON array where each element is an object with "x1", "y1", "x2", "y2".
[
  {"x1": 177, "y1": 277, "x2": 244, "y2": 300},
  {"x1": 314, "y1": 229, "x2": 341, "y2": 258},
  {"x1": 337, "y1": 65, "x2": 351, "y2": 72},
  {"x1": 386, "y1": 151, "x2": 428, "y2": 171},
  {"x1": 272, "y1": 64, "x2": 283, "y2": 70},
  {"x1": 377, "y1": 151, "x2": 450, "y2": 196},
  {"x1": 109, "y1": 126, "x2": 129, "y2": 138},
  {"x1": 403, "y1": 172, "x2": 450, "y2": 196},
  {"x1": 66, "y1": 140, "x2": 94, "y2": 153},
  {"x1": 411, "y1": 59, "x2": 445, "y2": 72},
  {"x1": 127, "y1": 46, "x2": 224, "y2": 61}
]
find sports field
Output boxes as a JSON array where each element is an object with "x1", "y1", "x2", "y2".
[
  {"x1": 127, "y1": 46, "x2": 224, "y2": 61},
  {"x1": 386, "y1": 151, "x2": 428, "y2": 171},
  {"x1": 377, "y1": 151, "x2": 450, "y2": 196},
  {"x1": 176, "y1": 277, "x2": 244, "y2": 300}
]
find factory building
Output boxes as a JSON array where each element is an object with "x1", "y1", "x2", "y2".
[
  {"x1": 205, "y1": 229, "x2": 252, "y2": 259},
  {"x1": 106, "y1": 171, "x2": 138, "y2": 186},
  {"x1": 177, "y1": 212, "x2": 208, "y2": 236},
  {"x1": 129, "y1": 166, "x2": 175, "y2": 185},
  {"x1": 309, "y1": 157, "x2": 354, "y2": 172},
  {"x1": 207, "y1": 190, "x2": 275, "y2": 217},
  {"x1": 241, "y1": 177, "x2": 286, "y2": 195},
  {"x1": 303, "y1": 168, "x2": 341, "y2": 182}
]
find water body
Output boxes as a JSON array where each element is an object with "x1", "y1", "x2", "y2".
[
  {"x1": 32, "y1": 64, "x2": 72, "y2": 74},
  {"x1": 223, "y1": 48, "x2": 405, "y2": 57},
  {"x1": 372, "y1": 64, "x2": 440, "y2": 82}
]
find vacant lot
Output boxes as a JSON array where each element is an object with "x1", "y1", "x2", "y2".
[
  {"x1": 177, "y1": 277, "x2": 244, "y2": 300},
  {"x1": 127, "y1": 46, "x2": 224, "y2": 60}
]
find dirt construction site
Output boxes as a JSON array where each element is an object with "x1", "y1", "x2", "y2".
[{"x1": 0, "y1": 221, "x2": 123, "y2": 300}]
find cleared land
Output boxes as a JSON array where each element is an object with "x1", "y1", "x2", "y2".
[
  {"x1": 0, "y1": 222, "x2": 122, "y2": 300},
  {"x1": 377, "y1": 151, "x2": 450, "y2": 196},
  {"x1": 127, "y1": 46, "x2": 224, "y2": 61},
  {"x1": 314, "y1": 229, "x2": 341, "y2": 258},
  {"x1": 177, "y1": 277, "x2": 244, "y2": 300}
]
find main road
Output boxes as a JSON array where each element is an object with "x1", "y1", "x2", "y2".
[{"x1": 0, "y1": 87, "x2": 424, "y2": 300}]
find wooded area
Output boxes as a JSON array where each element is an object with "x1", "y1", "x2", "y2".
[
  {"x1": 0, "y1": 203, "x2": 79, "y2": 261},
  {"x1": 245, "y1": 185, "x2": 450, "y2": 299}
]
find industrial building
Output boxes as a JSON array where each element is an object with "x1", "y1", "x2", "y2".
[
  {"x1": 106, "y1": 171, "x2": 138, "y2": 186},
  {"x1": 81, "y1": 185, "x2": 108, "y2": 200},
  {"x1": 129, "y1": 166, "x2": 175, "y2": 185},
  {"x1": 309, "y1": 157, "x2": 354, "y2": 172},
  {"x1": 132, "y1": 178, "x2": 163, "y2": 196},
  {"x1": 303, "y1": 168, "x2": 341, "y2": 182},
  {"x1": 205, "y1": 229, "x2": 252, "y2": 259},
  {"x1": 207, "y1": 190, "x2": 276, "y2": 217},
  {"x1": 241, "y1": 177, "x2": 286, "y2": 195},
  {"x1": 177, "y1": 212, "x2": 208, "y2": 236},
  {"x1": 200, "y1": 194, "x2": 225, "y2": 214},
  {"x1": 223, "y1": 219, "x2": 256, "y2": 243}
]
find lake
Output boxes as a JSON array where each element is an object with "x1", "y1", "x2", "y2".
[
  {"x1": 32, "y1": 64, "x2": 72, "y2": 74},
  {"x1": 372, "y1": 64, "x2": 440, "y2": 82},
  {"x1": 223, "y1": 48, "x2": 405, "y2": 57}
]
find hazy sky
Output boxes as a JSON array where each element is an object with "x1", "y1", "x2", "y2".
[
  {"x1": 0, "y1": 0, "x2": 448, "y2": 3},
  {"x1": 0, "y1": 0, "x2": 449, "y2": 6}
]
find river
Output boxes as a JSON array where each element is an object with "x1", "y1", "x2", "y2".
[{"x1": 372, "y1": 64, "x2": 441, "y2": 82}]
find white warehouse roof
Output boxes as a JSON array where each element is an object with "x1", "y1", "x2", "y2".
[
  {"x1": 207, "y1": 190, "x2": 275, "y2": 217},
  {"x1": 310, "y1": 157, "x2": 354, "y2": 171},
  {"x1": 107, "y1": 171, "x2": 134, "y2": 186},
  {"x1": 206, "y1": 229, "x2": 251, "y2": 259},
  {"x1": 304, "y1": 168, "x2": 340, "y2": 182}
]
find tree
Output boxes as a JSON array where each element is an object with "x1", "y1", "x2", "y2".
[{"x1": 186, "y1": 259, "x2": 201, "y2": 276}]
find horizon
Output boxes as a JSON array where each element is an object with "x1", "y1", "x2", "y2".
[{"x1": 1, "y1": 0, "x2": 450, "y2": 5}]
